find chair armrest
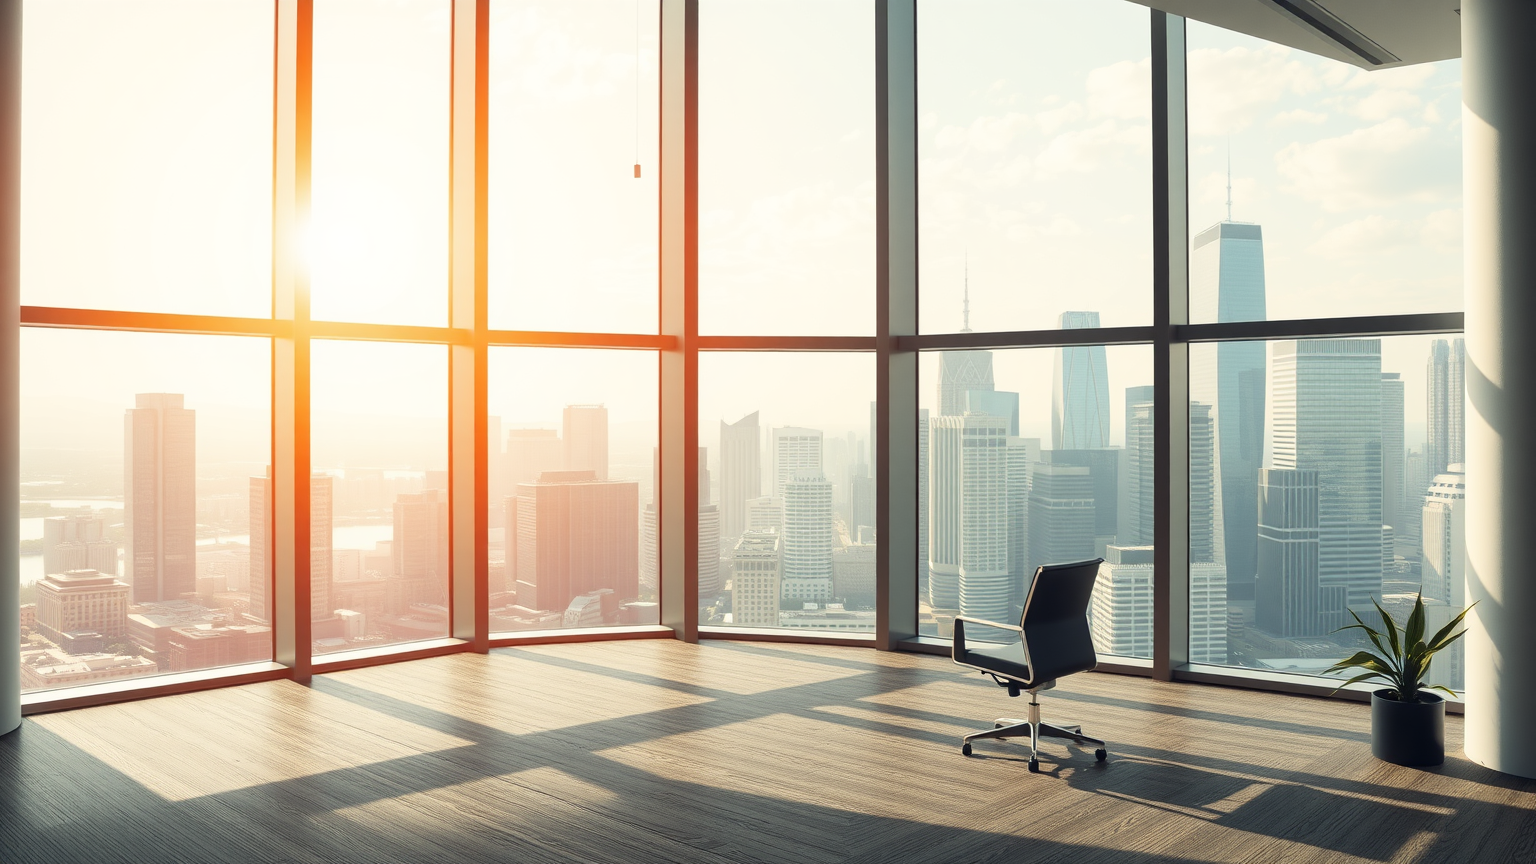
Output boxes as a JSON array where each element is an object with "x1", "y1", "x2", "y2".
[
  {"x1": 952, "y1": 616, "x2": 1023, "y2": 665},
  {"x1": 954, "y1": 616, "x2": 1022, "y2": 632}
]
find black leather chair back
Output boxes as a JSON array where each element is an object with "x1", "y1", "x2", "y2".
[{"x1": 1019, "y1": 559, "x2": 1103, "y2": 684}]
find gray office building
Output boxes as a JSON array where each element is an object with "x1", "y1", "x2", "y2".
[{"x1": 1271, "y1": 339, "x2": 1383, "y2": 611}]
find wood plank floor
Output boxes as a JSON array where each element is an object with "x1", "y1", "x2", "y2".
[{"x1": 3, "y1": 640, "x2": 1533, "y2": 863}]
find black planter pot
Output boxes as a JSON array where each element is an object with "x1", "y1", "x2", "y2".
[{"x1": 1371, "y1": 689, "x2": 1445, "y2": 766}]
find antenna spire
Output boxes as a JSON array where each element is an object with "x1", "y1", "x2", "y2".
[
  {"x1": 962, "y1": 254, "x2": 971, "y2": 332},
  {"x1": 1226, "y1": 143, "x2": 1233, "y2": 222}
]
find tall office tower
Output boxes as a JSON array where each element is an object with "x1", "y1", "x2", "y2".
[
  {"x1": 745, "y1": 496, "x2": 783, "y2": 533},
  {"x1": 1026, "y1": 461, "x2": 1095, "y2": 580},
  {"x1": 1426, "y1": 338, "x2": 1467, "y2": 477},
  {"x1": 918, "y1": 408, "x2": 930, "y2": 603},
  {"x1": 1189, "y1": 561, "x2": 1228, "y2": 664},
  {"x1": 562, "y1": 405, "x2": 609, "y2": 480},
  {"x1": 1005, "y1": 437, "x2": 1035, "y2": 619},
  {"x1": 506, "y1": 429, "x2": 563, "y2": 487},
  {"x1": 394, "y1": 489, "x2": 449, "y2": 606},
  {"x1": 1188, "y1": 403, "x2": 1223, "y2": 565},
  {"x1": 937, "y1": 287, "x2": 994, "y2": 417},
  {"x1": 1052, "y1": 312, "x2": 1110, "y2": 450},
  {"x1": 1271, "y1": 340, "x2": 1384, "y2": 611},
  {"x1": 720, "y1": 411, "x2": 761, "y2": 541},
  {"x1": 965, "y1": 390, "x2": 1020, "y2": 435},
  {"x1": 1191, "y1": 218, "x2": 1267, "y2": 603},
  {"x1": 732, "y1": 530, "x2": 781, "y2": 628},
  {"x1": 930, "y1": 414, "x2": 1011, "y2": 624},
  {"x1": 1047, "y1": 449, "x2": 1121, "y2": 555},
  {"x1": 868, "y1": 401, "x2": 877, "y2": 475},
  {"x1": 639, "y1": 503, "x2": 658, "y2": 593},
  {"x1": 512, "y1": 471, "x2": 639, "y2": 615},
  {"x1": 310, "y1": 474, "x2": 335, "y2": 622},
  {"x1": 249, "y1": 474, "x2": 270, "y2": 621},
  {"x1": 124, "y1": 393, "x2": 196, "y2": 604},
  {"x1": 1091, "y1": 546, "x2": 1222, "y2": 660},
  {"x1": 41, "y1": 515, "x2": 117, "y2": 578},
  {"x1": 826, "y1": 436, "x2": 851, "y2": 510},
  {"x1": 771, "y1": 427, "x2": 823, "y2": 499},
  {"x1": 1421, "y1": 469, "x2": 1466, "y2": 605},
  {"x1": 1255, "y1": 468, "x2": 1324, "y2": 636},
  {"x1": 1421, "y1": 469, "x2": 1466, "y2": 690},
  {"x1": 1399, "y1": 448, "x2": 1429, "y2": 563},
  {"x1": 1124, "y1": 397, "x2": 1155, "y2": 547},
  {"x1": 699, "y1": 505, "x2": 721, "y2": 601},
  {"x1": 780, "y1": 472, "x2": 833, "y2": 601},
  {"x1": 850, "y1": 474, "x2": 876, "y2": 535},
  {"x1": 1381, "y1": 372, "x2": 1406, "y2": 549}
]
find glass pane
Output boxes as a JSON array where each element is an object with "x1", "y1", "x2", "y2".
[
  {"x1": 698, "y1": 0, "x2": 875, "y2": 336},
  {"x1": 311, "y1": 0, "x2": 451, "y2": 325},
  {"x1": 1187, "y1": 23, "x2": 1462, "y2": 321},
  {"x1": 488, "y1": 1, "x2": 660, "y2": 333},
  {"x1": 918, "y1": 343, "x2": 1154, "y2": 660},
  {"x1": 311, "y1": 341, "x2": 448, "y2": 655},
  {"x1": 21, "y1": 0, "x2": 273, "y2": 317},
  {"x1": 19, "y1": 331, "x2": 271, "y2": 693},
  {"x1": 700, "y1": 353, "x2": 876, "y2": 633},
  {"x1": 918, "y1": 0, "x2": 1151, "y2": 334},
  {"x1": 1195, "y1": 334, "x2": 1466, "y2": 694},
  {"x1": 490, "y1": 348, "x2": 658, "y2": 632}
]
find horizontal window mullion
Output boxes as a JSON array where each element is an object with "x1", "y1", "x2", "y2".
[
  {"x1": 903, "y1": 326, "x2": 1156, "y2": 352},
  {"x1": 20, "y1": 306, "x2": 283, "y2": 337},
  {"x1": 1179, "y1": 312, "x2": 1463, "y2": 344},
  {"x1": 698, "y1": 336, "x2": 875, "y2": 352},
  {"x1": 488, "y1": 330, "x2": 676, "y2": 350}
]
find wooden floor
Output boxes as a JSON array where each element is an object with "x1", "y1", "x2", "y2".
[{"x1": 3, "y1": 640, "x2": 1533, "y2": 864}]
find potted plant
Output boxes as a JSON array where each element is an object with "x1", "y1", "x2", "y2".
[{"x1": 1324, "y1": 593, "x2": 1473, "y2": 767}]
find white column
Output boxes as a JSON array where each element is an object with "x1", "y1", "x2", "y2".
[
  {"x1": 1463, "y1": 0, "x2": 1536, "y2": 779},
  {"x1": 1, "y1": 0, "x2": 19, "y2": 735}
]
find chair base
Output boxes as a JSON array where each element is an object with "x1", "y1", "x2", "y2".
[{"x1": 960, "y1": 694, "x2": 1107, "y2": 769}]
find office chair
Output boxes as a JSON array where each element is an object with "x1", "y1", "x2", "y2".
[{"x1": 952, "y1": 558, "x2": 1107, "y2": 772}]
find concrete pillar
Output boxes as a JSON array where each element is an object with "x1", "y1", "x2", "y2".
[
  {"x1": 1, "y1": 0, "x2": 20, "y2": 736},
  {"x1": 1463, "y1": 0, "x2": 1536, "y2": 779}
]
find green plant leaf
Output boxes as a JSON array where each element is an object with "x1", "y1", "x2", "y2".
[
  {"x1": 1428, "y1": 684, "x2": 1460, "y2": 699},
  {"x1": 1374, "y1": 597, "x2": 1403, "y2": 660},
  {"x1": 1405, "y1": 594, "x2": 1426, "y2": 649},
  {"x1": 1427, "y1": 605, "x2": 1474, "y2": 652},
  {"x1": 1340, "y1": 615, "x2": 1394, "y2": 660},
  {"x1": 1327, "y1": 670, "x2": 1394, "y2": 696},
  {"x1": 1324, "y1": 650, "x2": 1393, "y2": 676}
]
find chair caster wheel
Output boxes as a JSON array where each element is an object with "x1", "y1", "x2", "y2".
[
  {"x1": 1028, "y1": 759, "x2": 1040, "y2": 773},
  {"x1": 1095, "y1": 748, "x2": 1107, "y2": 762},
  {"x1": 962, "y1": 743, "x2": 972, "y2": 756}
]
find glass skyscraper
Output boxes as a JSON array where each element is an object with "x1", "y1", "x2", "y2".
[
  {"x1": 1191, "y1": 220, "x2": 1267, "y2": 601},
  {"x1": 1052, "y1": 311, "x2": 1110, "y2": 450}
]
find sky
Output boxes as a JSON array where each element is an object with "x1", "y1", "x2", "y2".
[{"x1": 16, "y1": 0, "x2": 1462, "y2": 484}]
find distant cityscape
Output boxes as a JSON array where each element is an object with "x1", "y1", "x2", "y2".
[{"x1": 14, "y1": 213, "x2": 1468, "y2": 694}]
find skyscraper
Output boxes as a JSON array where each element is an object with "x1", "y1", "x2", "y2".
[
  {"x1": 512, "y1": 470, "x2": 639, "y2": 615},
  {"x1": 1426, "y1": 338, "x2": 1466, "y2": 478},
  {"x1": 936, "y1": 279, "x2": 994, "y2": 417},
  {"x1": 781, "y1": 471, "x2": 833, "y2": 601},
  {"x1": 1052, "y1": 312, "x2": 1110, "y2": 450},
  {"x1": 1124, "y1": 395, "x2": 1155, "y2": 547},
  {"x1": 1381, "y1": 372, "x2": 1405, "y2": 551},
  {"x1": 124, "y1": 393, "x2": 196, "y2": 604},
  {"x1": 506, "y1": 428, "x2": 563, "y2": 487},
  {"x1": 1255, "y1": 468, "x2": 1324, "y2": 637},
  {"x1": 1421, "y1": 469, "x2": 1466, "y2": 691},
  {"x1": 394, "y1": 489, "x2": 449, "y2": 606},
  {"x1": 917, "y1": 407, "x2": 929, "y2": 604},
  {"x1": 698, "y1": 447, "x2": 721, "y2": 601},
  {"x1": 562, "y1": 405, "x2": 609, "y2": 480},
  {"x1": 732, "y1": 530, "x2": 781, "y2": 628},
  {"x1": 928, "y1": 414, "x2": 1011, "y2": 624},
  {"x1": 40, "y1": 515, "x2": 117, "y2": 579},
  {"x1": 1271, "y1": 339, "x2": 1383, "y2": 611},
  {"x1": 1005, "y1": 437, "x2": 1037, "y2": 620},
  {"x1": 720, "y1": 411, "x2": 761, "y2": 541},
  {"x1": 771, "y1": 427, "x2": 822, "y2": 499},
  {"x1": 1188, "y1": 402, "x2": 1223, "y2": 566},
  {"x1": 310, "y1": 474, "x2": 335, "y2": 622},
  {"x1": 1026, "y1": 462, "x2": 1095, "y2": 579},
  {"x1": 1191, "y1": 216, "x2": 1266, "y2": 602}
]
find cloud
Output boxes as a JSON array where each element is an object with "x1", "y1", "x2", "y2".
[
  {"x1": 1087, "y1": 58, "x2": 1151, "y2": 121},
  {"x1": 1308, "y1": 214, "x2": 1403, "y2": 259},
  {"x1": 1419, "y1": 208, "x2": 1462, "y2": 255},
  {"x1": 1347, "y1": 88, "x2": 1422, "y2": 122},
  {"x1": 1276, "y1": 117, "x2": 1459, "y2": 211},
  {"x1": 1034, "y1": 119, "x2": 1147, "y2": 178},
  {"x1": 1187, "y1": 44, "x2": 1321, "y2": 136},
  {"x1": 932, "y1": 112, "x2": 1030, "y2": 153},
  {"x1": 1269, "y1": 109, "x2": 1327, "y2": 127}
]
